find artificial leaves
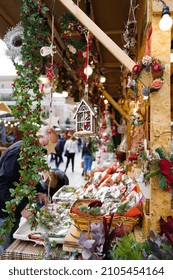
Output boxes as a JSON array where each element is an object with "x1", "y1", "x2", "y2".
[
  {"x1": 145, "y1": 147, "x2": 173, "y2": 191},
  {"x1": 0, "y1": 0, "x2": 50, "y2": 244}
]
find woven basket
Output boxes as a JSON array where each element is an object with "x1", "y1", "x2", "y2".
[{"x1": 69, "y1": 199, "x2": 140, "y2": 231}]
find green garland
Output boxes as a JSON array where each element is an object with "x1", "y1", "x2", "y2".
[
  {"x1": 0, "y1": 0, "x2": 50, "y2": 245},
  {"x1": 60, "y1": 12, "x2": 88, "y2": 52}
]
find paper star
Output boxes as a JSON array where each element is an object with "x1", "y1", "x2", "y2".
[
  {"x1": 44, "y1": 141, "x2": 56, "y2": 155},
  {"x1": 44, "y1": 116, "x2": 60, "y2": 128}
]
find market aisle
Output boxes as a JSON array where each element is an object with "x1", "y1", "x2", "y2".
[{"x1": 48, "y1": 151, "x2": 87, "y2": 188}]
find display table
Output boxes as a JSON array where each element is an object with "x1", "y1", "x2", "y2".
[{"x1": 0, "y1": 239, "x2": 69, "y2": 260}]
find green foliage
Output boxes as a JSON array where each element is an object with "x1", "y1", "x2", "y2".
[
  {"x1": 158, "y1": 173, "x2": 168, "y2": 191},
  {"x1": 78, "y1": 205, "x2": 102, "y2": 215},
  {"x1": 91, "y1": 135, "x2": 98, "y2": 153},
  {"x1": 107, "y1": 136, "x2": 115, "y2": 153},
  {"x1": 110, "y1": 233, "x2": 148, "y2": 260},
  {"x1": 155, "y1": 147, "x2": 167, "y2": 159},
  {"x1": 0, "y1": 0, "x2": 50, "y2": 244}
]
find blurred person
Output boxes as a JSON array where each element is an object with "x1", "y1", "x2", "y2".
[
  {"x1": 77, "y1": 137, "x2": 82, "y2": 152},
  {"x1": 55, "y1": 134, "x2": 66, "y2": 168},
  {"x1": 82, "y1": 136, "x2": 93, "y2": 180},
  {"x1": 64, "y1": 135, "x2": 78, "y2": 173},
  {"x1": 40, "y1": 168, "x2": 69, "y2": 201},
  {"x1": 0, "y1": 125, "x2": 57, "y2": 255}
]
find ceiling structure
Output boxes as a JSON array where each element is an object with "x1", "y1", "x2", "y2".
[{"x1": 0, "y1": 0, "x2": 140, "y2": 100}]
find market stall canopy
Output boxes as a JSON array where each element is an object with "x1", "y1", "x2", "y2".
[{"x1": 0, "y1": 0, "x2": 141, "y2": 100}]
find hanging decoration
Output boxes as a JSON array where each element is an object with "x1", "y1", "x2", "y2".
[
  {"x1": 131, "y1": 26, "x2": 165, "y2": 96},
  {"x1": 84, "y1": 31, "x2": 93, "y2": 95},
  {"x1": 123, "y1": 0, "x2": 138, "y2": 60},
  {"x1": 59, "y1": 12, "x2": 101, "y2": 103},
  {"x1": 3, "y1": 22, "x2": 24, "y2": 63},
  {"x1": 0, "y1": 0, "x2": 50, "y2": 244},
  {"x1": 60, "y1": 12, "x2": 88, "y2": 56}
]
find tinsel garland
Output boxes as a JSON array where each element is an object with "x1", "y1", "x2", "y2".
[{"x1": 3, "y1": 22, "x2": 24, "y2": 63}]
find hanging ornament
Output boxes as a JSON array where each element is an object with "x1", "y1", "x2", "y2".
[
  {"x1": 3, "y1": 22, "x2": 24, "y2": 63},
  {"x1": 40, "y1": 45, "x2": 56, "y2": 57}
]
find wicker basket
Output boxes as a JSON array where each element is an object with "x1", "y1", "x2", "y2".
[{"x1": 69, "y1": 199, "x2": 140, "y2": 231}]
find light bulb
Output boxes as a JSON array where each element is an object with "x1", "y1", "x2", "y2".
[
  {"x1": 159, "y1": 14, "x2": 173, "y2": 31},
  {"x1": 62, "y1": 90, "x2": 68, "y2": 98},
  {"x1": 84, "y1": 65, "x2": 93, "y2": 76},
  {"x1": 100, "y1": 76, "x2": 106, "y2": 83},
  {"x1": 170, "y1": 51, "x2": 173, "y2": 63},
  {"x1": 38, "y1": 75, "x2": 50, "y2": 85}
]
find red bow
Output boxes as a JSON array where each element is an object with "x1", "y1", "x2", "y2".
[
  {"x1": 46, "y1": 67, "x2": 55, "y2": 81},
  {"x1": 159, "y1": 159, "x2": 173, "y2": 186}
]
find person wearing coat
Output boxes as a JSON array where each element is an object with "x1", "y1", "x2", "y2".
[
  {"x1": 63, "y1": 135, "x2": 78, "y2": 173},
  {"x1": 0, "y1": 126, "x2": 56, "y2": 255}
]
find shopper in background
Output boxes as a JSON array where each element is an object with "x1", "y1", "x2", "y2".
[
  {"x1": 77, "y1": 137, "x2": 82, "y2": 152},
  {"x1": 55, "y1": 134, "x2": 66, "y2": 168},
  {"x1": 82, "y1": 136, "x2": 93, "y2": 180},
  {"x1": 64, "y1": 135, "x2": 78, "y2": 173}
]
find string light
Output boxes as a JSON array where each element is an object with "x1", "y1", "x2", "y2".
[
  {"x1": 159, "y1": 0, "x2": 173, "y2": 31},
  {"x1": 84, "y1": 65, "x2": 93, "y2": 76},
  {"x1": 38, "y1": 74, "x2": 50, "y2": 85},
  {"x1": 100, "y1": 75, "x2": 106, "y2": 83}
]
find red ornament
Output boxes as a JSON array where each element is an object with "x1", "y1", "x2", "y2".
[
  {"x1": 159, "y1": 159, "x2": 173, "y2": 186},
  {"x1": 46, "y1": 67, "x2": 55, "y2": 81}
]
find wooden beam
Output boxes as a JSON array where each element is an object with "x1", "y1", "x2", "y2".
[
  {"x1": 102, "y1": 90, "x2": 130, "y2": 122},
  {"x1": 152, "y1": 0, "x2": 173, "y2": 13},
  {"x1": 102, "y1": 62, "x2": 121, "y2": 68},
  {"x1": 58, "y1": 0, "x2": 151, "y2": 88},
  {"x1": 0, "y1": 8, "x2": 17, "y2": 27}
]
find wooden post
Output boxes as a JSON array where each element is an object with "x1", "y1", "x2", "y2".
[
  {"x1": 149, "y1": 12, "x2": 172, "y2": 232},
  {"x1": 102, "y1": 90, "x2": 130, "y2": 122}
]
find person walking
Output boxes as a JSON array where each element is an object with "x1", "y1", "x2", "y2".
[
  {"x1": 64, "y1": 135, "x2": 78, "y2": 173},
  {"x1": 55, "y1": 134, "x2": 66, "y2": 168},
  {"x1": 82, "y1": 136, "x2": 93, "y2": 180},
  {"x1": 77, "y1": 137, "x2": 82, "y2": 152}
]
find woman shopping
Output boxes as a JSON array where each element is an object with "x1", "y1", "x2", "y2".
[
  {"x1": 82, "y1": 137, "x2": 93, "y2": 180},
  {"x1": 64, "y1": 135, "x2": 78, "y2": 173}
]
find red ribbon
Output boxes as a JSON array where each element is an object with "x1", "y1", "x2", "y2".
[
  {"x1": 40, "y1": 84, "x2": 44, "y2": 93},
  {"x1": 145, "y1": 25, "x2": 152, "y2": 56},
  {"x1": 84, "y1": 33, "x2": 90, "y2": 84}
]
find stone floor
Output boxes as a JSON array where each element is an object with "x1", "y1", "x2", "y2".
[{"x1": 47, "y1": 151, "x2": 87, "y2": 188}]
